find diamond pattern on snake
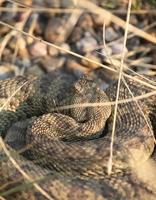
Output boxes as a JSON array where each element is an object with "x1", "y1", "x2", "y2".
[{"x1": 0, "y1": 74, "x2": 156, "y2": 200}]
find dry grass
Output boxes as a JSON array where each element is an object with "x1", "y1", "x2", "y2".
[
  {"x1": 0, "y1": 0, "x2": 156, "y2": 199},
  {"x1": 0, "y1": 138, "x2": 54, "y2": 200},
  {"x1": 107, "y1": 0, "x2": 132, "y2": 175}
]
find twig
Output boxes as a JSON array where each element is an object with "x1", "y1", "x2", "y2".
[
  {"x1": 0, "y1": 138, "x2": 54, "y2": 200},
  {"x1": 77, "y1": 0, "x2": 156, "y2": 44},
  {"x1": 0, "y1": 20, "x2": 155, "y2": 91},
  {"x1": 107, "y1": 0, "x2": 132, "y2": 175}
]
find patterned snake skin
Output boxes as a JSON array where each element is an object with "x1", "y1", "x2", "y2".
[{"x1": 0, "y1": 74, "x2": 156, "y2": 200}]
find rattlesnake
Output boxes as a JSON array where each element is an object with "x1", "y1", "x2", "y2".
[{"x1": 0, "y1": 74, "x2": 156, "y2": 200}]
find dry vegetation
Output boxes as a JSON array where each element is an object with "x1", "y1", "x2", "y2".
[{"x1": 0, "y1": 0, "x2": 156, "y2": 199}]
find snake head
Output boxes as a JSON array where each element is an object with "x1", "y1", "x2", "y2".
[{"x1": 74, "y1": 75, "x2": 97, "y2": 95}]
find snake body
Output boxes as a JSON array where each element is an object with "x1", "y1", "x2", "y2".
[{"x1": 0, "y1": 74, "x2": 156, "y2": 199}]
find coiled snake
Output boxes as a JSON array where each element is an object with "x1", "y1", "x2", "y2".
[{"x1": 0, "y1": 74, "x2": 156, "y2": 200}]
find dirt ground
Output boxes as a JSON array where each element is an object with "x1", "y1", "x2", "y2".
[{"x1": 0, "y1": 0, "x2": 156, "y2": 84}]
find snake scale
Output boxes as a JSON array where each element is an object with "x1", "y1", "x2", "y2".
[{"x1": 0, "y1": 73, "x2": 156, "y2": 200}]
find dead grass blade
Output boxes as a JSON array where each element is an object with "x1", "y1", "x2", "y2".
[
  {"x1": 122, "y1": 78, "x2": 156, "y2": 143},
  {"x1": 0, "y1": 196, "x2": 6, "y2": 200},
  {"x1": 77, "y1": 0, "x2": 156, "y2": 44},
  {"x1": 0, "y1": 9, "x2": 31, "y2": 59},
  {"x1": 7, "y1": 0, "x2": 32, "y2": 8},
  {"x1": 0, "y1": 20, "x2": 156, "y2": 91},
  {"x1": 0, "y1": 79, "x2": 32, "y2": 111},
  {"x1": 51, "y1": 88, "x2": 156, "y2": 111},
  {"x1": 107, "y1": 0, "x2": 132, "y2": 175},
  {"x1": 0, "y1": 138, "x2": 54, "y2": 200}
]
